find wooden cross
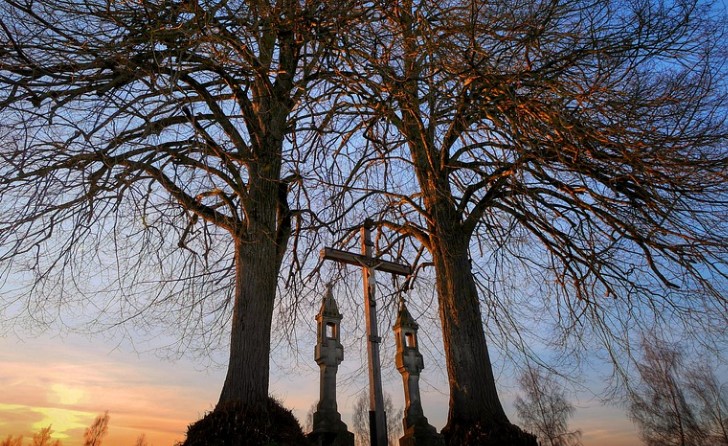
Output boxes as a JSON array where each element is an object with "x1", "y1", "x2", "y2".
[{"x1": 321, "y1": 219, "x2": 412, "y2": 446}]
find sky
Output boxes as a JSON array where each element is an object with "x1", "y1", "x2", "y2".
[
  {"x1": 1, "y1": 1, "x2": 726, "y2": 445},
  {"x1": 0, "y1": 313, "x2": 642, "y2": 446}
]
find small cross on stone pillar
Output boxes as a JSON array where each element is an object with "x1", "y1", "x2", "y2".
[
  {"x1": 309, "y1": 284, "x2": 354, "y2": 446},
  {"x1": 394, "y1": 301, "x2": 444, "y2": 446}
]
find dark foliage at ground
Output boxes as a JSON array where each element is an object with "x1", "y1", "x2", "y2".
[
  {"x1": 181, "y1": 398, "x2": 311, "y2": 446},
  {"x1": 442, "y1": 419, "x2": 538, "y2": 446}
]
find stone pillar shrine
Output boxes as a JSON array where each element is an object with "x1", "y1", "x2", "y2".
[
  {"x1": 394, "y1": 301, "x2": 444, "y2": 446},
  {"x1": 308, "y1": 284, "x2": 355, "y2": 446}
]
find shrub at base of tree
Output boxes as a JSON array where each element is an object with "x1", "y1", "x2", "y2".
[
  {"x1": 181, "y1": 398, "x2": 310, "y2": 446},
  {"x1": 442, "y1": 418, "x2": 538, "y2": 446}
]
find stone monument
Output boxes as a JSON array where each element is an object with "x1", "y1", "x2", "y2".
[
  {"x1": 308, "y1": 284, "x2": 355, "y2": 446},
  {"x1": 394, "y1": 301, "x2": 444, "y2": 446}
]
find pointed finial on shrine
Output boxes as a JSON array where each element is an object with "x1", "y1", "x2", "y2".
[
  {"x1": 395, "y1": 299, "x2": 418, "y2": 331},
  {"x1": 319, "y1": 282, "x2": 341, "y2": 319},
  {"x1": 393, "y1": 298, "x2": 444, "y2": 445}
]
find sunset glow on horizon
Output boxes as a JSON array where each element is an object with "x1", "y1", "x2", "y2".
[
  {"x1": 0, "y1": 335, "x2": 222, "y2": 446},
  {"x1": 0, "y1": 331, "x2": 643, "y2": 446}
]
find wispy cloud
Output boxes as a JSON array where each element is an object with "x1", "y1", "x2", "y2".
[
  {"x1": 0, "y1": 403, "x2": 92, "y2": 441},
  {"x1": 0, "y1": 337, "x2": 221, "y2": 446}
]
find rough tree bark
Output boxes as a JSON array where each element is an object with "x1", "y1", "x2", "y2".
[
  {"x1": 219, "y1": 158, "x2": 291, "y2": 406},
  {"x1": 431, "y1": 231, "x2": 509, "y2": 428}
]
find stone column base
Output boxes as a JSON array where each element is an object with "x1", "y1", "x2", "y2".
[
  {"x1": 399, "y1": 421, "x2": 445, "y2": 446},
  {"x1": 308, "y1": 412, "x2": 354, "y2": 446},
  {"x1": 307, "y1": 428, "x2": 355, "y2": 446}
]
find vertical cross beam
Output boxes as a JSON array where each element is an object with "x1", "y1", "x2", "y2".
[
  {"x1": 361, "y1": 220, "x2": 387, "y2": 446},
  {"x1": 321, "y1": 219, "x2": 412, "y2": 446}
]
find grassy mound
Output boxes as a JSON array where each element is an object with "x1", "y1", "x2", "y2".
[
  {"x1": 181, "y1": 398, "x2": 310, "y2": 446},
  {"x1": 442, "y1": 419, "x2": 538, "y2": 446}
]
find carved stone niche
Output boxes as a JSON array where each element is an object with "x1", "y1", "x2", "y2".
[
  {"x1": 394, "y1": 302, "x2": 444, "y2": 446},
  {"x1": 308, "y1": 284, "x2": 354, "y2": 446}
]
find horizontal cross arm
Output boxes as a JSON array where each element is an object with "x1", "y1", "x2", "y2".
[{"x1": 321, "y1": 247, "x2": 412, "y2": 276}]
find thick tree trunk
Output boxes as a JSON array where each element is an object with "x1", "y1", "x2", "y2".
[
  {"x1": 427, "y1": 208, "x2": 537, "y2": 446},
  {"x1": 431, "y1": 231, "x2": 508, "y2": 425},
  {"x1": 216, "y1": 231, "x2": 279, "y2": 407},
  {"x1": 215, "y1": 153, "x2": 289, "y2": 408},
  {"x1": 213, "y1": 54, "x2": 293, "y2": 406}
]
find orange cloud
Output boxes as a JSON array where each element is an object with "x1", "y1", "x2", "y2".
[
  {"x1": 0, "y1": 403, "x2": 45, "y2": 432},
  {"x1": 0, "y1": 403, "x2": 94, "y2": 442},
  {"x1": 30, "y1": 407, "x2": 93, "y2": 440},
  {"x1": 50, "y1": 384, "x2": 86, "y2": 406},
  {"x1": 0, "y1": 343, "x2": 216, "y2": 446}
]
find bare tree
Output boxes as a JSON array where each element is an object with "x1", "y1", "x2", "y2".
[
  {"x1": 84, "y1": 412, "x2": 110, "y2": 446},
  {"x1": 304, "y1": 401, "x2": 317, "y2": 434},
  {"x1": 133, "y1": 434, "x2": 149, "y2": 446},
  {"x1": 32, "y1": 426, "x2": 61, "y2": 446},
  {"x1": 515, "y1": 367, "x2": 582, "y2": 446},
  {"x1": 0, "y1": 0, "x2": 351, "y2": 416},
  {"x1": 330, "y1": 0, "x2": 728, "y2": 444},
  {"x1": 351, "y1": 391, "x2": 403, "y2": 446},
  {"x1": 0, "y1": 436, "x2": 23, "y2": 446},
  {"x1": 686, "y1": 366, "x2": 728, "y2": 445},
  {"x1": 629, "y1": 338, "x2": 728, "y2": 446}
]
